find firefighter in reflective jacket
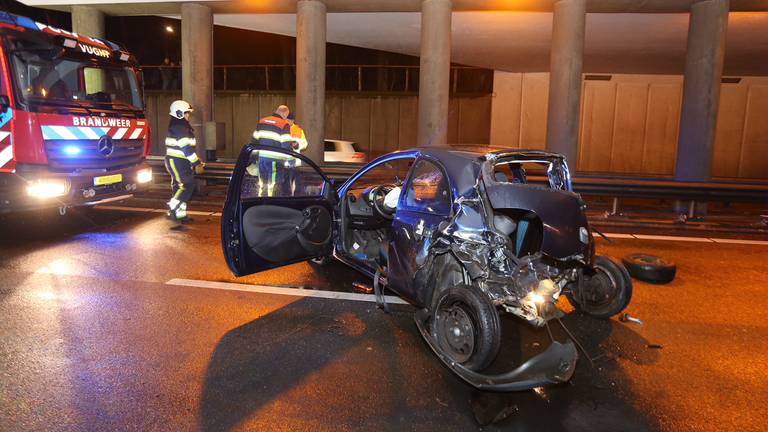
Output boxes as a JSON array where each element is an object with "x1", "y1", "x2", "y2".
[
  {"x1": 164, "y1": 100, "x2": 203, "y2": 222},
  {"x1": 251, "y1": 105, "x2": 293, "y2": 196}
]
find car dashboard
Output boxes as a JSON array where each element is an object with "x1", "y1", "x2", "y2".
[{"x1": 344, "y1": 187, "x2": 390, "y2": 230}]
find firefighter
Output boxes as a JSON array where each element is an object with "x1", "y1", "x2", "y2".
[
  {"x1": 164, "y1": 100, "x2": 204, "y2": 222},
  {"x1": 251, "y1": 105, "x2": 293, "y2": 196},
  {"x1": 286, "y1": 112, "x2": 308, "y2": 195}
]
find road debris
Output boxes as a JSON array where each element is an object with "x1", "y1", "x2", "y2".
[{"x1": 619, "y1": 313, "x2": 644, "y2": 326}]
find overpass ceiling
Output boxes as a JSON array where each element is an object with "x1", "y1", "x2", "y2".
[
  {"x1": 214, "y1": 12, "x2": 768, "y2": 75},
  {"x1": 19, "y1": 1, "x2": 768, "y2": 14},
  {"x1": 19, "y1": 1, "x2": 768, "y2": 75}
]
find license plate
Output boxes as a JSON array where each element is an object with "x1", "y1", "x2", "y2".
[{"x1": 93, "y1": 174, "x2": 123, "y2": 186}]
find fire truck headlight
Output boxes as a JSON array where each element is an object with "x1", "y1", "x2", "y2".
[
  {"x1": 27, "y1": 179, "x2": 70, "y2": 199},
  {"x1": 63, "y1": 145, "x2": 81, "y2": 155},
  {"x1": 136, "y1": 168, "x2": 153, "y2": 184}
]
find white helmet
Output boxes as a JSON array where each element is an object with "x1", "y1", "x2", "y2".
[{"x1": 169, "y1": 100, "x2": 193, "y2": 119}]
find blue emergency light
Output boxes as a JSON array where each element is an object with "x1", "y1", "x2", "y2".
[{"x1": 63, "y1": 146, "x2": 81, "y2": 155}]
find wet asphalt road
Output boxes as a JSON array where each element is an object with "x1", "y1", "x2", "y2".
[{"x1": 1, "y1": 207, "x2": 767, "y2": 431}]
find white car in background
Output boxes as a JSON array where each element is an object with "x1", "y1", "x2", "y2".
[{"x1": 324, "y1": 139, "x2": 367, "y2": 163}]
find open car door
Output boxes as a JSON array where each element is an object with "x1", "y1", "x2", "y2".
[{"x1": 222, "y1": 144, "x2": 336, "y2": 276}]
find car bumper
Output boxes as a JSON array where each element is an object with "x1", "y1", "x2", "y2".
[
  {"x1": 414, "y1": 308, "x2": 578, "y2": 391},
  {"x1": 0, "y1": 163, "x2": 151, "y2": 213}
]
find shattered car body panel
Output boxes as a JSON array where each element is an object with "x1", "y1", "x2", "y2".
[{"x1": 222, "y1": 145, "x2": 631, "y2": 392}]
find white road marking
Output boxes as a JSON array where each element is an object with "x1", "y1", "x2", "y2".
[
  {"x1": 97, "y1": 205, "x2": 157, "y2": 212},
  {"x1": 603, "y1": 233, "x2": 635, "y2": 239},
  {"x1": 710, "y1": 238, "x2": 768, "y2": 245},
  {"x1": 631, "y1": 234, "x2": 714, "y2": 242},
  {"x1": 166, "y1": 278, "x2": 410, "y2": 305},
  {"x1": 92, "y1": 205, "x2": 768, "y2": 245}
]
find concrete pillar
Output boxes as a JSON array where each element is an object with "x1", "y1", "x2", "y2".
[
  {"x1": 181, "y1": 3, "x2": 213, "y2": 162},
  {"x1": 71, "y1": 6, "x2": 105, "y2": 39},
  {"x1": 545, "y1": 0, "x2": 586, "y2": 169},
  {"x1": 417, "y1": 0, "x2": 452, "y2": 147},
  {"x1": 296, "y1": 0, "x2": 326, "y2": 166},
  {"x1": 675, "y1": 0, "x2": 729, "y2": 182}
]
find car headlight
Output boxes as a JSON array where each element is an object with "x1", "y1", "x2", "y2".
[
  {"x1": 27, "y1": 178, "x2": 70, "y2": 199},
  {"x1": 136, "y1": 168, "x2": 153, "y2": 184},
  {"x1": 579, "y1": 227, "x2": 590, "y2": 244}
]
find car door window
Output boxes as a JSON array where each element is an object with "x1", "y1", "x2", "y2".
[
  {"x1": 403, "y1": 160, "x2": 450, "y2": 215},
  {"x1": 241, "y1": 149, "x2": 326, "y2": 199},
  {"x1": 349, "y1": 157, "x2": 412, "y2": 189}
]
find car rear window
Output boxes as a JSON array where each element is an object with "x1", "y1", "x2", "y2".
[{"x1": 493, "y1": 160, "x2": 570, "y2": 191}]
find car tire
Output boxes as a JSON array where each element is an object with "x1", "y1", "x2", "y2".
[
  {"x1": 567, "y1": 255, "x2": 633, "y2": 319},
  {"x1": 621, "y1": 254, "x2": 676, "y2": 284},
  {"x1": 432, "y1": 286, "x2": 501, "y2": 371}
]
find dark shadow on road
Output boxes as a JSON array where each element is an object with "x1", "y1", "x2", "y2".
[
  {"x1": 199, "y1": 293, "x2": 661, "y2": 431},
  {"x1": 463, "y1": 310, "x2": 661, "y2": 431},
  {"x1": 198, "y1": 298, "x2": 411, "y2": 431}
]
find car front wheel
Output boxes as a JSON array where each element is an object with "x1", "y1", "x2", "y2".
[{"x1": 431, "y1": 286, "x2": 501, "y2": 371}]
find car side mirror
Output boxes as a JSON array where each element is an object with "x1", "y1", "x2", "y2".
[{"x1": 0, "y1": 95, "x2": 9, "y2": 113}]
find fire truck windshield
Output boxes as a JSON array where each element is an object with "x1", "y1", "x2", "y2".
[{"x1": 9, "y1": 38, "x2": 143, "y2": 112}]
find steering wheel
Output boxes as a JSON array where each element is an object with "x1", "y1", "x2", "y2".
[{"x1": 370, "y1": 184, "x2": 396, "y2": 220}]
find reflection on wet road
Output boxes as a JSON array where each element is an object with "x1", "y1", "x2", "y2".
[{"x1": 0, "y1": 208, "x2": 766, "y2": 431}]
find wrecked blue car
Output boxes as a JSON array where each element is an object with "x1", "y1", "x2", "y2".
[{"x1": 222, "y1": 145, "x2": 632, "y2": 391}]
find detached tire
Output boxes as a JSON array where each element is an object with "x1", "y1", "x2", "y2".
[
  {"x1": 568, "y1": 255, "x2": 632, "y2": 319},
  {"x1": 622, "y1": 254, "x2": 676, "y2": 284},
  {"x1": 432, "y1": 286, "x2": 501, "y2": 371}
]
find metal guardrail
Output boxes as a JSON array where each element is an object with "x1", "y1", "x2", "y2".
[
  {"x1": 146, "y1": 156, "x2": 768, "y2": 206},
  {"x1": 146, "y1": 156, "x2": 358, "y2": 182},
  {"x1": 143, "y1": 64, "x2": 493, "y2": 94}
]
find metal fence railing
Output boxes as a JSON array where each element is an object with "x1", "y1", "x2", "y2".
[{"x1": 142, "y1": 64, "x2": 493, "y2": 94}]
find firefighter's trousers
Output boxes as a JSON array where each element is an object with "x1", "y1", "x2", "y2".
[{"x1": 164, "y1": 156, "x2": 196, "y2": 206}]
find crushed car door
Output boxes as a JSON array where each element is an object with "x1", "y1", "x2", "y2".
[
  {"x1": 222, "y1": 144, "x2": 335, "y2": 276},
  {"x1": 388, "y1": 157, "x2": 453, "y2": 306}
]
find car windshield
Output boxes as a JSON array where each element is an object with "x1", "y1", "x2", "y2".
[{"x1": 8, "y1": 36, "x2": 143, "y2": 111}]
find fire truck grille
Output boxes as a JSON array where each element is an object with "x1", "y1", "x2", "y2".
[{"x1": 44, "y1": 139, "x2": 145, "y2": 172}]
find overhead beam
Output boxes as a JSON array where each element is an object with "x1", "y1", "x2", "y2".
[{"x1": 18, "y1": 0, "x2": 768, "y2": 15}]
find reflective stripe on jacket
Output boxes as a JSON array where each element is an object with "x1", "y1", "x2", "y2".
[
  {"x1": 165, "y1": 117, "x2": 200, "y2": 165},
  {"x1": 252, "y1": 114, "x2": 292, "y2": 149}
]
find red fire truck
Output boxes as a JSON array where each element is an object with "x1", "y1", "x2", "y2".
[{"x1": 0, "y1": 12, "x2": 152, "y2": 213}]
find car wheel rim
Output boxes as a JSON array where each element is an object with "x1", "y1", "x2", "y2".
[
  {"x1": 584, "y1": 266, "x2": 619, "y2": 307},
  {"x1": 436, "y1": 303, "x2": 475, "y2": 363}
]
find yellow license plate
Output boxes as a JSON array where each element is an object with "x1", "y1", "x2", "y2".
[{"x1": 93, "y1": 174, "x2": 123, "y2": 186}]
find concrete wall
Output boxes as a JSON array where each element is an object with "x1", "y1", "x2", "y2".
[
  {"x1": 145, "y1": 91, "x2": 491, "y2": 159},
  {"x1": 491, "y1": 72, "x2": 768, "y2": 179}
]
